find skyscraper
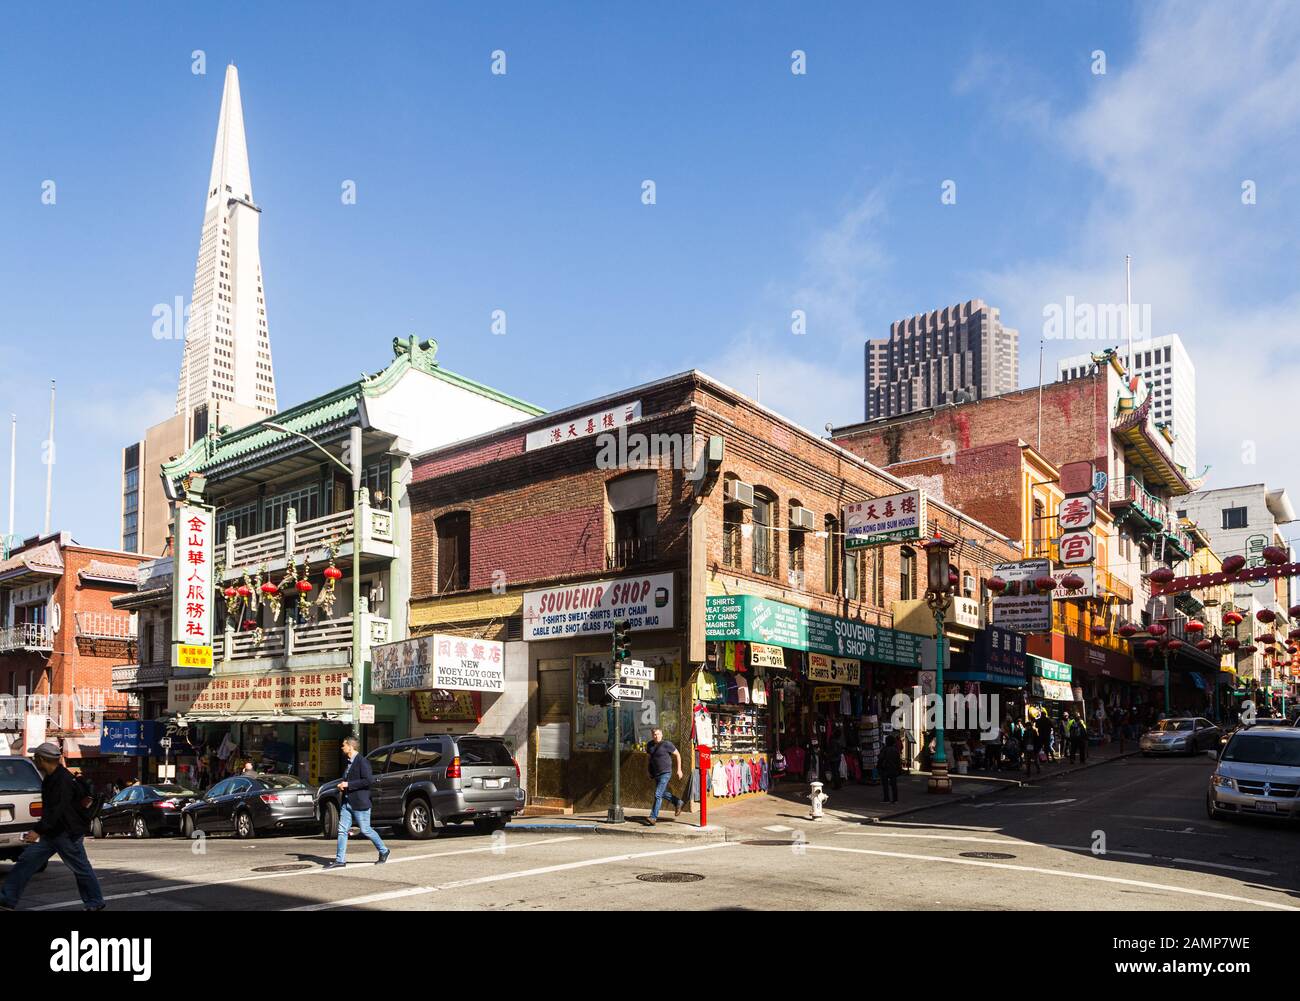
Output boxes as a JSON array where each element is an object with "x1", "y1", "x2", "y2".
[
  {"x1": 174, "y1": 63, "x2": 278, "y2": 438},
  {"x1": 1057, "y1": 333, "x2": 1195, "y2": 474},
  {"x1": 864, "y1": 299, "x2": 1019, "y2": 421},
  {"x1": 123, "y1": 64, "x2": 277, "y2": 555}
]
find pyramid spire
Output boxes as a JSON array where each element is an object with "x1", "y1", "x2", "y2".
[{"x1": 207, "y1": 64, "x2": 253, "y2": 206}]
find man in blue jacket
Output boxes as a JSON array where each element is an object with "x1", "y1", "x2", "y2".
[{"x1": 323, "y1": 737, "x2": 389, "y2": 869}]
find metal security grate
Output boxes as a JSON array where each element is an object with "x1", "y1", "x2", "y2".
[{"x1": 636, "y1": 872, "x2": 705, "y2": 883}]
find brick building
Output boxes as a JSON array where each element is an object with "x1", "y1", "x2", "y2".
[
  {"x1": 0, "y1": 533, "x2": 145, "y2": 786},
  {"x1": 834, "y1": 350, "x2": 1223, "y2": 717},
  {"x1": 406, "y1": 370, "x2": 1022, "y2": 814}
]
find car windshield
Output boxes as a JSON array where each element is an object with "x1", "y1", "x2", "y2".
[
  {"x1": 147, "y1": 785, "x2": 195, "y2": 798},
  {"x1": 1154, "y1": 720, "x2": 1193, "y2": 732},
  {"x1": 1222, "y1": 734, "x2": 1300, "y2": 766},
  {"x1": 258, "y1": 775, "x2": 308, "y2": 789},
  {"x1": 0, "y1": 759, "x2": 41, "y2": 794},
  {"x1": 457, "y1": 738, "x2": 514, "y2": 766}
]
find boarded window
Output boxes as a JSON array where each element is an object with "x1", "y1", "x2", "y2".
[
  {"x1": 436, "y1": 512, "x2": 470, "y2": 593},
  {"x1": 537, "y1": 659, "x2": 572, "y2": 723}
]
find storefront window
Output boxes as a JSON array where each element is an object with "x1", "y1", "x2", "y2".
[{"x1": 575, "y1": 648, "x2": 681, "y2": 750}]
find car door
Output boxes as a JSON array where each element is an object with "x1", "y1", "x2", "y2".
[
  {"x1": 366, "y1": 748, "x2": 399, "y2": 822},
  {"x1": 100, "y1": 789, "x2": 133, "y2": 834},
  {"x1": 221, "y1": 778, "x2": 253, "y2": 828},
  {"x1": 190, "y1": 779, "x2": 230, "y2": 831}
]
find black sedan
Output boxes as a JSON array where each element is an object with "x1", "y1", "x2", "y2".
[
  {"x1": 180, "y1": 774, "x2": 319, "y2": 839},
  {"x1": 92, "y1": 784, "x2": 199, "y2": 839}
]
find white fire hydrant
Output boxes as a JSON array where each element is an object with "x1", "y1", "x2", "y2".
[{"x1": 808, "y1": 780, "x2": 829, "y2": 820}]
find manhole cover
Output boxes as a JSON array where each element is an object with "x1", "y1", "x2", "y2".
[
  {"x1": 636, "y1": 872, "x2": 705, "y2": 883},
  {"x1": 959, "y1": 851, "x2": 1016, "y2": 860},
  {"x1": 251, "y1": 863, "x2": 313, "y2": 873},
  {"x1": 742, "y1": 839, "x2": 804, "y2": 847}
]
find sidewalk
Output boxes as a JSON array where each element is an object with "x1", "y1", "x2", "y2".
[{"x1": 507, "y1": 741, "x2": 1139, "y2": 842}]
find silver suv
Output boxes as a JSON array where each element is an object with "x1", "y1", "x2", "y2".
[
  {"x1": 316, "y1": 735, "x2": 524, "y2": 840},
  {"x1": 1207, "y1": 727, "x2": 1300, "y2": 820},
  {"x1": 0, "y1": 756, "x2": 43, "y2": 861}
]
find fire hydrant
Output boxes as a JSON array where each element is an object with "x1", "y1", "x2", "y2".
[{"x1": 808, "y1": 780, "x2": 829, "y2": 820}]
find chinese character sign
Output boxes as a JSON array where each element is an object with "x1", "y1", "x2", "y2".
[
  {"x1": 844, "y1": 490, "x2": 925, "y2": 549},
  {"x1": 1058, "y1": 495, "x2": 1095, "y2": 530},
  {"x1": 525, "y1": 400, "x2": 642, "y2": 451},
  {"x1": 172, "y1": 504, "x2": 214, "y2": 670},
  {"x1": 1058, "y1": 530, "x2": 1095, "y2": 566}
]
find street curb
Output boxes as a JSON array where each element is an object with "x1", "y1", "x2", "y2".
[{"x1": 505, "y1": 821, "x2": 726, "y2": 843}]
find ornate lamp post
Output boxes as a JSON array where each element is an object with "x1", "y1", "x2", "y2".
[{"x1": 922, "y1": 534, "x2": 955, "y2": 794}]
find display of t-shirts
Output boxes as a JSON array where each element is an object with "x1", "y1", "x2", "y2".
[
  {"x1": 759, "y1": 757, "x2": 770, "y2": 790},
  {"x1": 723, "y1": 643, "x2": 736, "y2": 672},
  {"x1": 735, "y1": 677, "x2": 750, "y2": 704},
  {"x1": 784, "y1": 745, "x2": 806, "y2": 775},
  {"x1": 750, "y1": 679, "x2": 768, "y2": 706},
  {"x1": 734, "y1": 642, "x2": 748, "y2": 673},
  {"x1": 694, "y1": 672, "x2": 720, "y2": 702},
  {"x1": 724, "y1": 674, "x2": 738, "y2": 703},
  {"x1": 711, "y1": 761, "x2": 727, "y2": 796}
]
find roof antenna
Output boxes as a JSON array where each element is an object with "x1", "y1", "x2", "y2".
[
  {"x1": 43, "y1": 381, "x2": 55, "y2": 537},
  {"x1": 7, "y1": 413, "x2": 15, "y2": 541}
]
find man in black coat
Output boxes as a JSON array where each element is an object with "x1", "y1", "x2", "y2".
[
  {"x1": 323, "y1": 737, "x2": 389, "y2": 869},
  {"x1": 0, "y1": 742, "x2": 104, "y2": 911}
]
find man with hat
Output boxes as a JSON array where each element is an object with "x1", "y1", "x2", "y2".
[{"x1": 0, "y1": 742, "x2": 105, "y2": 911}]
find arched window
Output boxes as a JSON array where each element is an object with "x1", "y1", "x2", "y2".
[
  {"x1": 752, "y1": 490, "x2": 776, "y2": 577},
  {"x1": 900, "y1": 546, "x2": 916, "y2": 601},
  {"x1": 824, "y1": 515, "x2": 841, "y2": 593},
  {"x1": 721, "y1": 477, "x2": 743, "y2": 569}
]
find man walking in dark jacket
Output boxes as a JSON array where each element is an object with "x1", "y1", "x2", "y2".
[
  {"x1": 323, "y1": 737, "x2": 389, "y2": 869},
  {"x1": 0, "y1": 742, "x2": 104, "y2": 911},
  {"x1": 878, "y1": 734, "x2": 902, "y2": 803}
]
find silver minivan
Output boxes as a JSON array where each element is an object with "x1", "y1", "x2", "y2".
[
  {"x1": 0, "y1": 756, "x2": 43, "y2": 861},
  {"x1": 1207, "y1": 727, "x2": 1300, "y2": 820}
]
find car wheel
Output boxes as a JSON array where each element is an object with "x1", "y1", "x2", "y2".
[
  {"x1": 473, "y1": 817, "x2": 508, "y2": 835},
  {"x1": 321, "y1": 801, "x2": 339, "y2": 840},
  {"x1": 233, "y1": 810, "x2": 256, "y2": 839},
  {"x1": 132, "y1": 815, "x2": 151, "y2": 839},
  {"x1": 90, "y1": 818, "x2": 104, "y2": 840},
  {"x1": 403, "y1": 798, "x2": 434, "y2": 840}
]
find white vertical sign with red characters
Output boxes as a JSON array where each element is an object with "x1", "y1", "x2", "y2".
[
  {"x1": 1056, "y1": 462, "x2": 1097, "y2": 571},
  {"x1": 173, "y1": 504, "x2": 214, "y2": 671}
]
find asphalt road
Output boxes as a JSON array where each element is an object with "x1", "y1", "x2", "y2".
[{"x1": 6, "y1": 752, "x2": 1297, "y2": 911}]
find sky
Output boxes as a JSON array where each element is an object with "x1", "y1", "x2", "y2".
[{"x1": 2, "y1": 1, "x2": 1300, "y2": 551}]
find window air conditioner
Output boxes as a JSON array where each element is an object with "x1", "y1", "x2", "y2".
[
  {"x1": 724, "y1": 479, "x2": 755, "y2": 508},
  {"x1": 790, "y1": 506, "x2": 816, "y2": 532}
]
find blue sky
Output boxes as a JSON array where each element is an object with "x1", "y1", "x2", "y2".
[{"x1": 3, "y1": 2, "x2": 1300, "y2": 550}]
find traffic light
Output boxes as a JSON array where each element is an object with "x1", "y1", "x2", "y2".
[
  {"x1": 587, "y1": 665, "x2": 611, "y2": 706},
  {"x1": 612, "y1": 618, "x2": 632, "y2": 665}
]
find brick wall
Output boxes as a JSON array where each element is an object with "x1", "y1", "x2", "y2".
[{"x1": 883, "y1": 440, "x2": 1028, "y2": 542}]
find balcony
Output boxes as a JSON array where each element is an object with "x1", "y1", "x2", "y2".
[
  {"x1": 222, "y1": 613, "x2": 392, "y2": 667},
  {"x1": 0, "y1": 623, "x2": 54, "y2": 654},
  {"x1": 75, "y1": 612, "x2": 137, "y2": 657},
  {"x1": 1113, "y1": 477, "x2": 1168, "y2": 529},
  {"x1": 606, "y1": 535, "x2": 657, "y2": 570},
  {"x1": 1162, "y1": 524, "x2": 1194, "y2": 562},
  {"x1": 1095, "y1": 566, "x2": 1133, "y2": 605},
  {"x1": 221, "y1": 495, "x2": 396, "y2": 580},
  {"x1": 112, "y1": 661, "x2": 173, "y2": 692}
]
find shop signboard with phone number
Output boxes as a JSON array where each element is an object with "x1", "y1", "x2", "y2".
[{"x1": 705, "y1": 595, "x2": 922, "y2": 667}]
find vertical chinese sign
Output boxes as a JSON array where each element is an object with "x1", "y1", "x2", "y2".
[{"x1": 172, "y1": 504, "x2": 214, "y2": 672}]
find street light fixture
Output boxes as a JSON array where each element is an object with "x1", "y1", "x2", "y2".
[
  {"x1": 922, "y1": 533, "x2": 954, "y2": 794},
  {"x1": 264, "y1": 420, "x2": 366, "y2": 740}
]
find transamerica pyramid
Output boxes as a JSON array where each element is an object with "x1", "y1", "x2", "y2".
[{"x1": 174, "y1": 64, "x2": 278, "y2": 438}]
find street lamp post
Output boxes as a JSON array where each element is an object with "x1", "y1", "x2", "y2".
[
  {"x1": 264, "y1": 422, "x2": 364, "y2": 740},
  {"x1": 922, "y1": 534, "x2": 954, "y2": 794}
]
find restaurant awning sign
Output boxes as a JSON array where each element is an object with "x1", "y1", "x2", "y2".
[
  {"x1": 172, "y1": 504, "x2": 213, "y2": 671},
  {"x1": 371, "y1": 634, "x2": 505, "y2": 693},
  {"x1": 523, "y1": 572, "x2": 674, "y2": 641},
  {"x1": 525, "y1": 400, "x2": 641, "y2": 451},
  {"x1": 844, "y1": 490, "x2": 925, "y2": 549},
  {"x1": 168, "y1": 668, "x2": 350, "y2": 716}
]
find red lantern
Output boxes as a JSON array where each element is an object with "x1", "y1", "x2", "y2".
[
  {"x1": 223, "y1": 586, "x2": 237, "y2": 598},
  {"x1": 1091, "y1": 624, "x2": 1109, "y2": 637},
  {"x1": 1289, "y1": 629, "x2": 1300, "y2": 642},
  {"x1": 260, "y1": 583, "x2": 278, "y2": 595},
  {"x1": 1289, "y1": 605, "x2": 1300, "y2": 619},
  {"x1": 236, "y1": 585, "x2": 252, "y2": 598},
  {"x1": 1223, "y1": 610, "x2": 1243, "y2": 626},
  {"x1": 987, "y1": 576, "x2": 1007, "y2": 593},
  {"x1": 296, "y1": 580, "x2": 313, "y2": 593},
  {"x1": 1222, "y1": 554, "x2": 1246, "y2": 574},
  {"x1": 241, "y1": 618, "x2": 257, "y2": 630},
  {"x1": 1195, "y1": 639, "x2": 1213, "y2": 651},
  {"x1": 1262, "y1": 545, "x2": 1288, "y2": 565},
  {"x1": 1062, "y1": 573, "x2": 1085, "y2": 590},
  {"x1": 1143, "y1": 639, "x2": 1160, "y2": 650},
  {"x1": 1118, "y1": 623, "x2": 1138, "y2": 638},
  {"x1": 1034, "y1": 575, "x2": 1057, "y2": 592},
  {"x1": 1240, "y1": 644, "x2": 1258, "y2": 655},
  {"x1": 1185, "y1": 619, "x2": 1205, "y2": 633},
  {"x1": 1148, "y1": 623, "x2": 1167, "y2": 637},
  {"x1": 1147, "y1": 567, "x2": 1175, "y2": 585},
  {"x1": 1224, "y1": 637, "x2": 1240, "y2": 650},
  {"x1": 1256, "y1": 609, "x2": 1276, "y2": 624},
  {"x1": 1167, "y1": 639, "x2": 1184, "y2": 651},
  {"x1": 1258, "y1": 632, "x2": 1277, "y2": 645},
  {"x1": 324, "y1": 566, "x2": 343, "y2": 581}
]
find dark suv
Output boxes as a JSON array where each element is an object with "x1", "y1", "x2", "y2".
[{"x1": 315, "y1": 735, "x2": 524, "y2": 840}]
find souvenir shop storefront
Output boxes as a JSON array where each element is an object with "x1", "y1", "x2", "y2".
[
  {"x1": 943, "y1": 624, "x2": 1029, "y2": 772},
  {"x1": 1026, "y1": 654, "x2": 1080, "y2": 717},
  {"x1": 701, "y1": 594, "x2": 924, "y2": 800},
  {"x1": 164, "y1": 667, "x2": 392, "y2": 789}
]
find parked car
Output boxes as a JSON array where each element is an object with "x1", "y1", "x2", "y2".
[
  {"x1": 1207, "y1": 727, "x2": 1300, "y2": 820},
  {"x1": 316, "y1": 735, "x2": 524, "y2": 840},
  {"x1": 1139, "y1": 717, "x2": 1221, "y2": 755},
  {"x1": 180, "y1": 773, "x2": 318, "y2": 839},
  {"x1": 0, "y1": 756, "x2": 43, "y2": 862},
  {"x1": 92, "y1": 783, "x2": 199, "y2": 839}
]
